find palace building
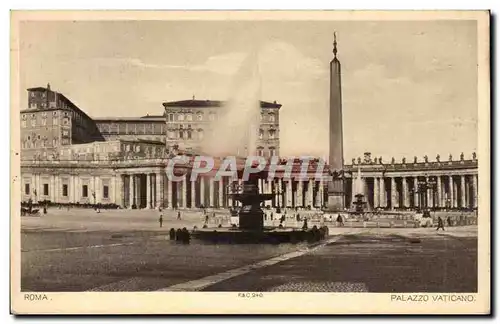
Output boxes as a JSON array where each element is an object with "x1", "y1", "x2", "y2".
[{"x1": 163, "y1": 99, "x2": 281, "y2": 157}]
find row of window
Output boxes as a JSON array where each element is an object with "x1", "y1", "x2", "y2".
[
  {"x1": 22, "y1": 111, "x2": 70, "y2": 119},
  {"x1": 21, "y1": 117, "x2": 69, "y2": 128},
  {"x1": 22, "y1": 138, "x2": 59, "y2": 149},
  {"x1": 166, "y1": 112, "x2": 277, "y2": 123},
  {"x1": 256, "y1": 147, "x2": 278, "y2": 157},
  {"x1": 97, "y1": 123, "x2": 165, "y2": 135},
  {"x1": 30, "y1": 91, "x2": 47, "y2": 98},
  {"x1": 25, "y1": 183, "x2": 110, "y2": 199}
]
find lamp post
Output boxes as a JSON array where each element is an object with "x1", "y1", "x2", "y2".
[
  {"x1": 92, "y1": 191, "x2": 96, "y2": 210},
  {"x1": 416, "y1": 176, "x2": 437, "y2": 213}
]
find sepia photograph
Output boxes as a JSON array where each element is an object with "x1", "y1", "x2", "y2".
[{"x1": 10, "y1": 10, "x2": 490, "y2": 315}]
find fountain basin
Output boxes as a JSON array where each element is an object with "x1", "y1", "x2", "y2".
[{"x1": 191, "y1": 225, "x2": 329, "y2": 244}]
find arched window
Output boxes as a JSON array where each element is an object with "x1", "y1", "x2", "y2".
[
  {"x1": 268, "y1": 113, "x2": 275, "y2": 123},
  {"x1": 259, "y1": 129, "x2": 264, "y2": 140},
  {"x1": 168, "y1": 113, "x2": 174, "y2": 122},
  {"x1": 269, "y1": 129, "x2": 276, "y2": 139},
  {"x1": 186, "y1": 114, "x2": 193, "y2": 121},
  {"x1": 179, "y1": 125, "x2": 184, "y2": 139},
  {"x1": 197, "y1": 112, "x2": 203, "y2": 121},
  {"x1": 178, "y1": 114, "x2": 185, "y2": 121},
  {"x1": 187, "y1": 130, "x2": 192, "y2": 140},
  {"x1": 257, "y1": 146, "x2": 264, "y2": 157},
  {"x1": 269, "y1": 147, "x2": 276, "y2": 156}
]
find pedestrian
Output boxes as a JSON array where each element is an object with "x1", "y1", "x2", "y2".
[
  {"x1": 337, "y1": 214, "x2": 344, "y2": 227},
  {"x1": 446, "y1": 216, "x2": 452, "y2": 227},
  {"x1": 177, "y1": 211, "x2": 181, "y2": 220},
  {"x1": 159, "y1": 213, "x2": 163, "y2": 228},
  {"x1": 176, "y1": 228, "x2": 183, "y2": 241},
  {"x1": 436, "y1": 216, "x2": 445, "y2": 231},
  {"x1": 205, "y1": 214, "x2": 209, "y2": 224},
  {"x1": 302, "y1": 218, "x2": 308, "y2": 230},
  {"x1": 169, "y1": 228, "x2": 176, "y2": 240}
]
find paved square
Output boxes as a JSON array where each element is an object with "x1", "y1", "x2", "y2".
[{"x1": 21, "y1": 208, "x2": 478, "y2": 292}]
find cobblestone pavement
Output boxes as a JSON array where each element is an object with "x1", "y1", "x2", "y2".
[
  {"x1": 204, "y1": 231, "x2": 477, "y2": 293},
  {"x1": 20, "y1": 209, "x2": 478, "y2": 292},
  {"x1": 21, "y1": 230, "x2": 308, "y2": 292},
  {"x1": 268, "y1": 281, "x2": 368, "y2": 292}
]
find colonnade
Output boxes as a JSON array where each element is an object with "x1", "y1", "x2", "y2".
[
  {"x1": 349, "y1": 173, "x2": 478, "y2": 210},
  {"x1": 123, "y1": 173, "x2": 328, "y2": 209}
]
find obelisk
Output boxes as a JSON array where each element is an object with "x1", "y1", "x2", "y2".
[{"x1": 327, "y1": 32, "x2": 345, "y2": 211}]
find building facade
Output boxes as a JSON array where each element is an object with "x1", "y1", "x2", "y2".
[
  {"x1": 94, "y1": 115, "x2": 166, "y2": 144},
  {"x1": 21, "y1": 84, "x2": 104, "y2": 160},
  {"x1": 163, "y1": 99, "x2": 281, "y2": 157}
]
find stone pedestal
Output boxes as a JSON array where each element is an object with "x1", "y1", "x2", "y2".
[{"x1": 326, "y1": 178, "x2": 344, "y2": 211}]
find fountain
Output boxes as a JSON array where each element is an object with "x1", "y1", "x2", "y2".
[
  {"x1": 191, "y1": 171, "x2": 329, "y2": 244},
  {"x1": 230, "y1": 178, "x2": 273, "y2": 231},
  {"x1": 351, "y1": 166, "x2": 367, "y2": 214},
  {"x1": 188, "y1": 49, "x2": 329, "y2": 243}
]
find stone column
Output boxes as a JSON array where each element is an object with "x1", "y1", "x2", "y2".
[
  {"x1": 380, "y1": 177, "x2": 386, "y2": 208},
  {"x1": 146, "y1": 173, "x2": 152, "y2": 209},
  {"x1": 402, "y1": 177, "x2": 408, "y2": 208},
  {"x1": 373, "y1": 177, "x2": 379, "y2": 208},
  {"x1": 286, "y1": 180, "x2": 293, "y2": 207},
  {"x1": 167, "y1": 178, "x2": 172, "y2": 209},
  {"x1": 209, "y1": 178, "x2": 215, "y2": 207},
  {"x1": 68, "y1": 175, "x2": 73, "y2": 203},
  {"x1": 129, "y1": 175, "x2": 134, "y2": 208},
  {"x1": 50, "y1": 175, "x2": 55, "y2": 203},
  {"x1": 73, "y1": 175, "x2": 78, "y2": 203},
  {"x1": 227, "y1": 179, "x2": 233, "y2": 207},
  {"x1": 437, "y1": 176, "x2": 442, "y2": 208},
  {"x1": 155, "y1": 173, "x2": 162, "y2": 209},
  {"x1": 200, "y1": 177, "x2": 205, "y2": 207},
  {"x1": 351, "y1": 178, "x2": 356, "y2": 207},
  {"x1": 460, "y1": 175, "x2": 466, "y2": 208},
  {"x1": 277, "y1": 179, "x2": 282, "y2": 207},
  {"x1": 318, "y1": 181, "x2": 324, "y2": 207},
  {"x1": 473, "y1": 174, "x2": 478, "y2": 209},
  {"x1": 413, "y1": 177, "x2": 419, "y2": 209},
  {"x1": 362, "y1": 177, "x2": 368, "y2": 208},
  {"x1": 116, "y1": 174, "x2": 123, "y2": 206},
  {"x1": 307, "y1": 179, "x2": 314, "y2": 208},
  {"x1": 448, "y1": 176, "x2": 454, "y2": 208},
  {"x1": 218, "y1": 178, "x2": 224, "y2": 208},
  {"x1": 181, "y1": 176, "x2": 187, "y2": 208},
  {"x1": 191, "y1": 178, "x2": 197, "y2": 209},
  {"x1": 453, "y1": 177, "x2": 458, "y2": 208},
  {"x1": 465, "y1": 178, "x2": 470, "y2": 208},
  {"x1": 296, "y1": 180, "x2": 303, "y2": 207},
  {"x1": 267, "y1": 180, "x2": 272, "y2": 195},
  {"x1": 390, "y1": 177, "x2": 397, "y2": 209}
]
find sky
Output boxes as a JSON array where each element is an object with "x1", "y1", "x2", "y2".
[{"x1": 18, "y1": 20, "x2": 478, "y2": 162}]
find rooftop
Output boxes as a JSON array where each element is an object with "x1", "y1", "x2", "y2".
[
  {"x1": 26, "y1": 85, "x2": 95, "y2": 123},
  {"x1": 163, "y1": 99, "x2": 282, "y2": 109},
  {"x1": 93, "y1": 116, "x2": 166, "y2": 122}
]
